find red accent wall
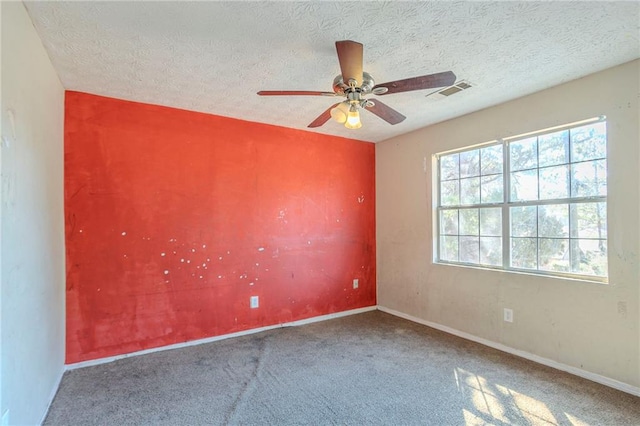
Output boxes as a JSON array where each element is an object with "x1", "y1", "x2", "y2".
[{"x1": 64, "y1": 91, "x2": 376, "y2": 363}]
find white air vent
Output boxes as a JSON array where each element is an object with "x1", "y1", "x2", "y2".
[
  {"x1": 426, "y1": 80, "x2": 473, "y2": 100},
  {"x1": 439, "y1": 86, "x2": 463, "y2": 96}
]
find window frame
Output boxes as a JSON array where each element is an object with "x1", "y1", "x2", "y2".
[{"x1": 434, "y1": 116, "x2": 608, "y2": 283}]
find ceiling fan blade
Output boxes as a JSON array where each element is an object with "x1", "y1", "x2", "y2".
[
  {"x1": 373, "y1": 71, "x2": 456, "y2": 95},
  {"x1": 365, "y1": 99, "x2": 406, "y2": 125},
  {"x1": 308, "y1": 103, "x2": 340, "y2": 128},
  {"x1": 257, "y1": 91, "x2": 336, "y2": 96},
  {"x1": 335, "y1": 40, "x2": 363, "y2": 86}
]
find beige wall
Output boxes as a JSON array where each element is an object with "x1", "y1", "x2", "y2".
[
  {"x1": 1, "y1": 2, "x2": 66, "y2": 424},
  {"x1": 377, "y1": 60, "x2": 639, "y2": 389}
]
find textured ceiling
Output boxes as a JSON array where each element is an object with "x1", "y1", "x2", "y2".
[{"x1": 24, "y1": 1, "x2": 639, "y2": 143}]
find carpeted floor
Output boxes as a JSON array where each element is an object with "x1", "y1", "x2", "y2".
[{"x1": 45, "y1": 311, "x2": 639, "y2": 425}]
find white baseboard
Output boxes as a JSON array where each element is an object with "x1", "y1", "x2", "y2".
[
  {"x1": 377, "y1": 305, "x2": 640, "y2": 397},
  {"x1": 63, "y1": 304, "x2": 639, "y2": 398},
  {"x1": 39, "y1": 364, "x2": 65, "y2": 425},
  {"x1": 66, "y1": 306, "x2": 377, "y2": 370}
]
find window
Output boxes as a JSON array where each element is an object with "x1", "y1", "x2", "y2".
[{"x1": 436, "y1": 117, "x2": 607, "y2": 280}]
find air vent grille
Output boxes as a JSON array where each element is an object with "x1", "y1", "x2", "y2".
[
  {"x1": 426, "y1": 80, "x2": 473, "y2": 100},
  {"x1": 439, "y1": 86, "x2": 463, "y2": 96}
]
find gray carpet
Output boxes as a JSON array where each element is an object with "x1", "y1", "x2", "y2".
[{"x1": 45, "y1": 311, "x2": 639, "y2": 425}]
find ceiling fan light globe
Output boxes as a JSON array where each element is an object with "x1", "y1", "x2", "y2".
[
  {"x1": 344, "y1": 108, "x2": 362, "y2": 129},
  {"x1": 330, "y1": 103, "x2": 349, "y2": 123},
  {"x1": 330, "y1": 107, "x2": 346, "y2": 123}
]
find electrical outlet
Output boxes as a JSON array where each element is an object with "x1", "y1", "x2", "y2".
[
  {"x1": 353, "y1": 279, "x2": 359, "y2": 289},
  {"x1": 504, "y1": 308, "x2": 513, "y2": 323},
  {"x1": 250, "y1": 296, "x2": 259, "y2": 309}
]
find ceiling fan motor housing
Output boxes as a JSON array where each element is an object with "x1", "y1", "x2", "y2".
[{"x1": 333, "y1": 72, "x2": 375, "y2": 95}]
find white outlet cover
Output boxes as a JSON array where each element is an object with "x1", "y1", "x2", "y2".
[
  {"x1": 250, "y1": 296, "x2": 259, "y2": 308},
  {"x1": 353, "y1": 279, "x2": 359, "y2": 289},
  {"x1": 504, "y1": 308, "x2": 513, "y2": 323}
]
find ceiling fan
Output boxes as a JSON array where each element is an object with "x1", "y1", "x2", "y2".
[{"x1": 257, "y1": 40, "x2": 456, "y2": 129}]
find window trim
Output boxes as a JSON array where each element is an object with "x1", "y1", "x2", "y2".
[{"x1": 434, "y1": 116, "x2": 608, "y2": 283}]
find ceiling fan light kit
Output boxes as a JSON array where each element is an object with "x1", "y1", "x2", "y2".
[
  {"x1": 257, "y1": 40, "x2": 456, "y2": 129},
  {"x1": 344, "y1": 105, "x2": 362, "y2": 129},
  {"x1": 330, "y1": 102, "x2": 350, "y2": 124}
]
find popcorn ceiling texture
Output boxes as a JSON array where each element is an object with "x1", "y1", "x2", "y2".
[{"x1": 25, "y1": 1, "x2": 639, "y2": 142}]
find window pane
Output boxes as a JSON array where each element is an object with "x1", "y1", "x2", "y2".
[
  {"x1": 511, "y1": 206, "x2": 537, "y2": 237},
  {"x1": 571, "y1": 159, "x2": 607, "y2": 197},
  {"x1": 511, "y1": 238, "x2": 537, "y2": 269},
  {"x1": 460, "y1": 150, "x2": 480, "y2": 178},
  {"x1": 440, "y1": 209, "x2": 459, "y2": 235},
  {"x1": 570, "y1": 202, "x2": 607, "y2": 239},
  {"x1": 539, "y1": 165, "x2": 569, "y2": 200},
  {"x1": 570, "y1": 239, "x2": 607, "y2": 276},
  {"x1": 481, "y1": 145, "x2": 503, "y2": 175},
  {"x1": 440, "y1": 153, "x2": 459, "y2": 180},
  {"x1": 480, "y1": 208, "x2": 502, "y2": 236},
  {"x1": 538, "y1": 204, "x2": 569, "y2": 237},
  {"x1": 460, "y1": 236, "x2": 479, "y2": 263},
  {"x1": 480, "y1": 236, "x2": 502, "y2": 266},
  {"x1": 460, "y1": 177, "x2": 480, "y2": 205},
  {"x1": 539, "y1": 238, "x2": 570, "y2": 272},
  {"x1": 459, "y1": 209, "x2": 479, "y2": 235},
  {"x1": 440, "y1": 236, "x2": 459, "y2": 262},
  {"x1": 510, "y1": 137, "x2": 538, "y2": 171},
  {"x1": 571, "y1": 122, "x2": 606, "y2": 162},
  {"x1": 481, "y1": 174, "x2": 503, "y2": 203},
  {"x1": 538, "y1": 238, "x2": 571, "y2": 272},
  {"x1": 510, "y1": 169, "x2": 538, "y2": 201},
  {"x1": 538, "y1": 130, "x2": 569, "y2": 167},
  {"x1": 441, "y1": 180, "x2": 460, "y2": 206}
]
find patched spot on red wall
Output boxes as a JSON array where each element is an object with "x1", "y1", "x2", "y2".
[{"x1": 64, "y1": 91, "x2": 376, "y2": 363}]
